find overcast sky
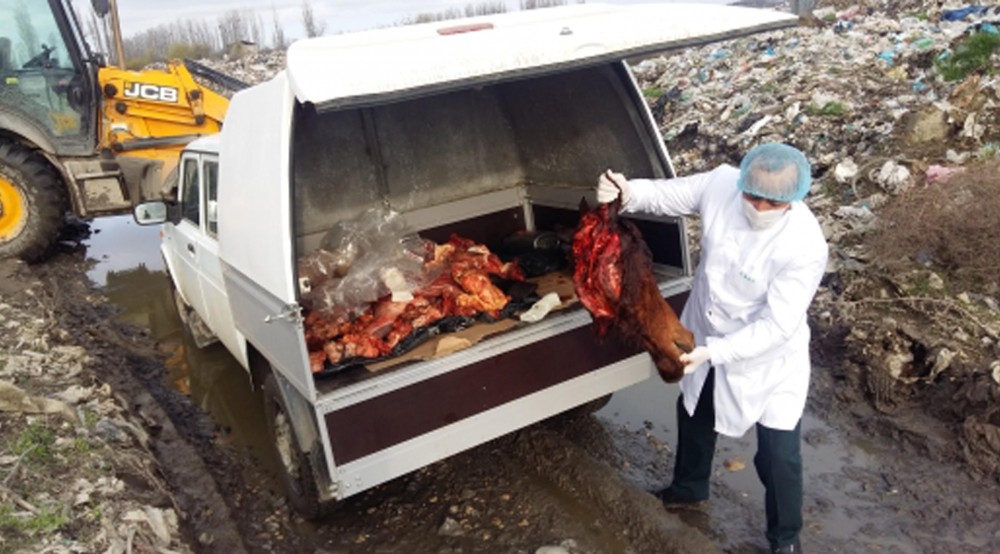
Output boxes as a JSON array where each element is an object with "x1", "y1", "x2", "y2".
[{"x1": 83, "y1": 0, "x2": 732, "y2": 45}]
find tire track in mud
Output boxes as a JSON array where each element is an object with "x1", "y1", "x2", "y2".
[
  {"x1": 44, "y1": 247, "x2": 720, "y2": 553},
  {"x1": 510, "y1": 422, "x2": 721, "y2": 554},
  {"x1": 34, "y1": 256, "x2": 249, "y2": 554}
]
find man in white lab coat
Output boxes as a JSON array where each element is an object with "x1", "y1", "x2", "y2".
[{"x1": 597, "y1": 143, "x2": 828, "y2": 554}]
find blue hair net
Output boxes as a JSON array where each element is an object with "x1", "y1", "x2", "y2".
[{"x1": 736, "y1": 143, "x2": 811, "y2": 202}]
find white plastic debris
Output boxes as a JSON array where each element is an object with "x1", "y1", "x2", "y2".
[
  {"x1": 834, "y1": 205, "x2": 875, "y2": 221},
  {"x1": 379, "y1": 267, "x2": 414, "y2": 302},
  {"x1": 519, "y1": 292, "x2": 561, "y2": 323},
  {"x1": 834, "y1": 159, "x2": 859, "y2": 184},
  {"x1": 875, "y1": 160, "x2": 912, "y2": 194}
]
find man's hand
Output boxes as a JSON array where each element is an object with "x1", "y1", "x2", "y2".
[
  {"x1": 596, "y1": 170, "x2": 631, "y2": 205},
  {"x1": 679, "y1": 346, "x2": 710, "y2": 375}
]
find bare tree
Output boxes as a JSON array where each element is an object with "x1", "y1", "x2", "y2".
[
  {"x1": 122, "y1": 18, "x2": 220, "y2": 67},
  {"x1": 13, "y1": 3, "x2": 38, "y2": 61},
  {"x1": 271, "y1": 2, "x2": 287, "y2": 51},
  {"x1": 520, "y1": 0, "x2": 582, "y2": 9},
  {"x1": 86, "y1": 10, "x2": 109, "y2": 60},
  {"x1": 301, "y1": 0, "x2": 326, "y2": 38},
  {"x1": 217, "y1": 10, "x2": 248, "y2": 50},
  {"x1": 251, "y1": 13, "x2": 265, "y2": 48},
  {"x1": 465, "y1": 2, "x2": 506, "y2": 17}
]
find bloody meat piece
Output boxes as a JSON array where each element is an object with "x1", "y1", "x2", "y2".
[
  {"x1": 304, "y1": 234, "x2": 526, "y2": 371},
  {"x1": 572, "y1": 194, "x2": 695, "y2": 383},
  {"x1": 364, "y1": 299, "x2": 412, "y2": 338}
]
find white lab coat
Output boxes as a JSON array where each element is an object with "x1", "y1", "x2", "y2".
[{"x1": 626, "y1": 165, "x2": 828, "y2": 437}]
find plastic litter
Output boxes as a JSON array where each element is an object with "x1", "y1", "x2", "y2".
[
  {"x1": 925, "y1": 165, "x2": 967, "y2": 184},
  {"x1": 941, "y1": 5, "x2": 990, "y2": 22},
  {"x1": 874, "y1": 160, "x2": 912, "y2": 194},
  {"x1": 834, "y1": 159, "x2": 859, "y2": 184},
  {"x1": 519, "y1": 292, "x2": 562, "y2": 323},
  {"x1": 302, "y1": 206, "x2": 433, "y2": 320}
]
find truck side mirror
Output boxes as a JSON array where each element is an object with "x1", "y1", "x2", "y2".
[
  {"x1": 133, "y1": 201, "x2": 168, "y2": 225},
  {"x1": 91, "y1": 0, "x2": 111, "y2": 17}
]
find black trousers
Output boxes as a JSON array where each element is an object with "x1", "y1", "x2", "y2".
[{"x1": 668, "y1": 368, "x2": 803, "y2": 549}]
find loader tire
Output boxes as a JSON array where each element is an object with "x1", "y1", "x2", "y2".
[
  {"x1": 262, "y1": 373, "x2": 333, "y2": 520},
  {"x1": 0, "y1": 141, "x2": 67, "y2": 262}
]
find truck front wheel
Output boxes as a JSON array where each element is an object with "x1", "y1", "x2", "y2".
[
  {"x1": 262, "y1": 373, "x2": 331, "y2": 520},
  {"x1": 0, "y1": 142, "x2": 67, "y2": 261}
]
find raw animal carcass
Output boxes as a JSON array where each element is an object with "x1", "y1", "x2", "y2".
[
  {"x1": 572, "y1": 192, "x2": 695, "y2": 382},
  {"x1": 304, "y1": 234, "x2": 526, "y2": 373}
]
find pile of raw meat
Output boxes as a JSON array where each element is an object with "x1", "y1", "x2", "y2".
[{"x1": 301, "y1": 234, "x2": 526, "y2": 373}]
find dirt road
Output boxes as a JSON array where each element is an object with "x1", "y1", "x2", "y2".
[{"x1": 2, "y1": 228, "x2": 999, "y2": 553}]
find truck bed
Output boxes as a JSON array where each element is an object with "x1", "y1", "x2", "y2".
[{"x1": 308, "y1": 184, "x2": 688, "y2": 399}]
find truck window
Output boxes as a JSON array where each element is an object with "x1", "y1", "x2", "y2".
[
  {"x1": 180, "y1": 158, "x2": 200, "y2": 225},
  {"x1": 204, "y1": 160, "x2": 219, "y2": 237},
  {"x1": 0, "y1": 1, "x2": 91, "y2": 140}
]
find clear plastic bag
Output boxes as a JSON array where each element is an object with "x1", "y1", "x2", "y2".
[{"x1": 303, "y1": 206, "x2": 435, "y2": 318}]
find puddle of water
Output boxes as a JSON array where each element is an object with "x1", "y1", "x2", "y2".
[
  {"x1": 84, "y1": 216, "x2": 281, "y2": 480},
  {"x1": 85, "y1": 215, "x2": 165, "y2": 287},
  {"x1": 597, "y1": 376, "x2": 922, "y2": 553}
]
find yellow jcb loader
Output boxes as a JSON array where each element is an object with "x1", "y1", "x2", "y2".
[{"x1": 0, "y1": 0, "x2": 242, "y2": 260}]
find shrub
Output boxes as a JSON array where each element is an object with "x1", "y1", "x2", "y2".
[
  {"x1": 868, "y1": 161, "x2": 1000, "y2": 294},
  {"x1": 124, "y1": 52, "x2": 155, "y2": 71},
  {"x1": 167, "y1": 42, "x2": 213, "y2": 61},
  {"x1": 805, "y1": 101, "x2": 847, "y2": 117},
  {"x1": 936, "y1": 32, "x2": 1000, "y2": 82}
]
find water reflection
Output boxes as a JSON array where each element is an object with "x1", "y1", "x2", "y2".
[
  {"x1": 86, "y1": 216, "x2": 277, "y2": 473},
  {"x1": 597, "y1": 377, "x2": 919, "y2": 552},
  {"x1": 85, "y1": 215, "x2": 164, "y2": 287}
]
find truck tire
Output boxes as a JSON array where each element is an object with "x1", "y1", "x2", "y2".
[
  {"x1": 0, "y1": 141, "x2": 67, "y2": 261},
  {"x1": 262, "y1": 373, "x2": 332, "y2": 520}
]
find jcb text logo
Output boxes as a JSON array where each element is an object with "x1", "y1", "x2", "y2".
[{"x1": 123, "y1": 82, "x2": 179, "y2": 103}]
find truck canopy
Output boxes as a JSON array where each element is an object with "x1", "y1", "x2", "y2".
[
  {"x1": 286, "y1": 2, "x2": 797, "y2": 109},
  {"x1": 220, "y1": 3, "x2": 796, "y2": 304}
]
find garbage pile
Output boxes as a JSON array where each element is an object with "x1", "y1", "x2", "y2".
[
  {"x1": 629, "y1": 2, "x2": 1000, "y2": 281},
  {"x1": 633, "y1": 2, "x2": 999, "y2": 171},
  {"x1": 632, "y1": 0, "x2": 1000, "y2": 477}
]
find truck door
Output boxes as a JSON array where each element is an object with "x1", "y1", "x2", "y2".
[
  {"x1": 193, "y1": 155, "x2": 248, "y2": 367},
  {"x1": 168, "y1": 154, "x2": 209, "y2": 321}
]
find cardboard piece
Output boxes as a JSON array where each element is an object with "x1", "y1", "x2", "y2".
[{"x1": 365, "y1": 269, "x2": 579, "y2": 373}]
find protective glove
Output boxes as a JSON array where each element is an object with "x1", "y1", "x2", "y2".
[
  {"x1": 679, "y1": 346, "x2": 710, "y2": 375},
  {"x1": 596, "y1": 170, "x2": 631, "y2": 206}
]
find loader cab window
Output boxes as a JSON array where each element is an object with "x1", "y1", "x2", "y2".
[
  {"x1": 204, "y1": 159, "x2": 219, "y2": 238},
  {"x1": 180, "y1": 158, "x2": 201, "y2": 225},
  {"x1": 0, "y1": 1, "x2": 93, "y2": 144}
]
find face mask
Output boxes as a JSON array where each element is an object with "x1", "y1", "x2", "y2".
[{"x1": 742, "y1": 197, "x2": 788, "y2": 231}]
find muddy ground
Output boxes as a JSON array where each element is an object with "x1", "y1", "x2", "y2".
[{"x1": 0, "y1": 223, "x2": 998, "y2": 554}]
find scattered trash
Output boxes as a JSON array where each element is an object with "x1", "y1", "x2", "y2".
[
  {"x1": 724, "y1": 457, "x2": 747, "y2": 472},
  {"x1": 925, "y1": 164, "x2": 966, "y2": 184},
  {"x1": 941, "y1": 5, "x2": 991, "y2": 22},
  {"x1": 834, "y1": 159, "x2": 859, "y2": 184},
  {"x1": 875, "y1": 160, "x2": 912, "y2": 194}
]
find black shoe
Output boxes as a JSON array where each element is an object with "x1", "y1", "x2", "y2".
[
  {"x1": 652, "y1": 487, "x2": 706, "y2": 508},
  {"x1": 771, "y1": 539, "x2": 802, "y2": 554}
]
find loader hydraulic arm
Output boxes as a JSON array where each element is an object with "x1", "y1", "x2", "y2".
[
  {"x1": 97, "y1": 61, "x2": 228, "y2": 152},
  {"x1": 94, "y1": 60, "x2": 232, "y2": 203}
]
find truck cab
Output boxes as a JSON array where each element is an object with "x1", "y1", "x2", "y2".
[{"x1": 138, "y1": 3, "x2": 797, "y2": 518}]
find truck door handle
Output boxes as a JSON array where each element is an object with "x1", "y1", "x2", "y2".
[{"x1": 187, "y1": 243, "x2": 195, "y2": 254}]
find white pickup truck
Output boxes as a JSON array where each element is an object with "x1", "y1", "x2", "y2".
[{"x1": 135, "y1": 3, "x2": 796, "y2": 518}]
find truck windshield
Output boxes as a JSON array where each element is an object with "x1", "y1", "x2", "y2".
[{"x1": 0, "y1": 0, "x2": 90, "y2": 142}]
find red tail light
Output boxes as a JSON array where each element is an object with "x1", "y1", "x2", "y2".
[{"x1": 437, "y1": 22, "x2": 494, "y2": 35}]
